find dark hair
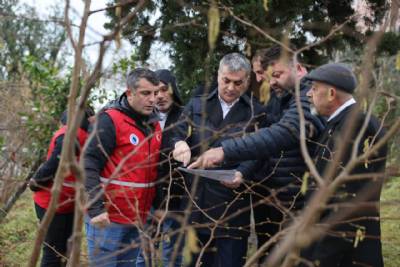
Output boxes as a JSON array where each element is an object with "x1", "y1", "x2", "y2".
[
  {"x1": 259, "y1": 44, "x2": 301, "y2": 70},
  {"x1": 126, "y1": 68, "x2": 160, "y2": 90}
]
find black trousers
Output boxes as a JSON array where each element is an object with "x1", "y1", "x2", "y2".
[
  {"x1": 34, "y1": 203, "x2": 74, "y2": 267},
  {"x1": 189, "y1": 232, "x2": 248, "y2": 267},
  {"x1": 252, "y1": 194, "x2": 284, "y2": 263}
]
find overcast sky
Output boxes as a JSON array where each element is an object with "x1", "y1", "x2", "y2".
[{"x1": 21, "y1": 0, "x2": 171, "y2": 70}]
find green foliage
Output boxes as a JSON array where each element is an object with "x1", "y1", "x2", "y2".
[
  {"x1": 104, "y1": 0, "x2": 388, "y2": 98},
  {"x1": 378, "y1": 32, "x2": 400, "y2": 56},
  {"x1": 21, "y1": 56, "x2": 72, "y2": 157},
  {"x1": 0, "y1": 0, "x2": 66, "y2": 80}
]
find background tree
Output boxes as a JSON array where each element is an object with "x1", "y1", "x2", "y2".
[{"x1": 105, "y1": 0, "x2": 397, "y2": 99}]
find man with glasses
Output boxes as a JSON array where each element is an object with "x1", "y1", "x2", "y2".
[{"x1": 172, "y1": 53, "x2": 266, "y2": 267}]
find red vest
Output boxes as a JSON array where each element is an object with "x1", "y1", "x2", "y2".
[
  {"x1": 33, "y1": 126, "x2": 88, "y2": 213},
  {"x1": 101, "y1": 109, "x2": 162, "y2": 224}
]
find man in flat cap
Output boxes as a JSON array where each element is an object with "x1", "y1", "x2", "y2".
[{"x1": 300, "y1": 63, "x2": 387, "y2": 267}]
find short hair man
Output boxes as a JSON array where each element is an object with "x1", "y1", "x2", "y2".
[
  {"x1": 172, "y1": 53, "x2": 266, "y2": 267},
  {"x1": 302, "y1": 63, "x2": 387, "y2": 267},
  {"x1": 84, "y1": 68, "x2": 161, "y2": 266},
  {"x1": 189, "y1": 45, "x2": 326, "y2": 260}
]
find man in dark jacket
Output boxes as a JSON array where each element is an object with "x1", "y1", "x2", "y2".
[
  {"x1": 137, "y1": 69, "x2": 185, "y2": 267},
  {"x1": 172, "y1": 53, "x2": 266, "y2": 267},
  {"x1": 189, "y1": 45, "x2": 326, "y2": 259},
  {"x1": 300, "y1": 63, "x2": 387, "y2": 267},
  {"x1": 84, "y1": 68, "x2": 161, "y2": 266}
]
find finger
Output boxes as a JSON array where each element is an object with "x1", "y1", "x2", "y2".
[{"x1": 188, "y1": 158, "x2": 201, "y2": 169}]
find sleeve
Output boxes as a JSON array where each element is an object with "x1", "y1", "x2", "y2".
[
  {"x1": 84, "y1": 112, "x2": 116, "y2": 218},
  {"x1": 170, "y1": 99, "x2": 194, "y2": 145},
  {"x1": 222, "y1": 95, "x2": 324, "y2": 162},
  {"x1": 32, "y1": 134, "x2": 64, "y2": 182},
  {"x1": 236, "y1": 160, "x2": 266, "y2": 180}
]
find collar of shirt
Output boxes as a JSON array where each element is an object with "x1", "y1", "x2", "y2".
[
  {"x1": 328, "y1": 97, "x2": 356, "y2": 122},
  {"x1": 158, "y1": 111, "x2": 168, "y2": 130},
  {"x1": 218, "y1": 94, "x2": 240, "y2": 119}
]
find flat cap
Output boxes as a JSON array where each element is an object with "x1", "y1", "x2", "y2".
[{"x1": 306, "y1": 63, "x2": 357, "y2": 94}]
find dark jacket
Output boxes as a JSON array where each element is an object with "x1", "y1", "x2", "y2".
[
  {"x1": 173, "y1": 89, "x2": 266, "y2": 237},
  {"x1": 302, "y1": 104, "x2": 387, "y2": 267},
  {"x1": 228, "y1": 80, "x2": 326, "y2": 207},
  {"x1": 84, "y1": 94, "x2": 159, "y2": 219},
  {"x1": 152, "y1": 69, "x2": 185, "y2": 211}
]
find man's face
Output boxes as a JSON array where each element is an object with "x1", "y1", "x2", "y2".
[
  {"x1": 156, "y1": 81, "x2": 174, "y2": 113},
  {"x1": 127, "y1": 78, "x2": 159, "y2": 116},
  {"x1": 252, "y1": 58, "x2": 266, "y2": 83},
  {"x1": 306, "y1": 81, "x2": 331, "y2": 116},
  {"x1": 269, "y1": 60, "x2": 298, "y2": 96},
  {"x1": 217, "y1": 65, "x2": 249, "y2": 104}
]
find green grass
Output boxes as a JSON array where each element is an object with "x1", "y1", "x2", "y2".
[
  {"x1": 381, "y1": 178, "x2": 400, "y2": 267},
  {"x1": 0, "y1": 192, "x2": 37, "y2": 266},
  {"x1": 1, "y1": 180, "x2": 399, "y2": 266}
]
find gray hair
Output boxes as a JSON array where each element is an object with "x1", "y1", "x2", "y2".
[
  {"x1": 126, "y1": 68, "x2": 159, "y2": 91},
  {"x1": 218, "y1": 53, "x2": 251, "y2": 77}
]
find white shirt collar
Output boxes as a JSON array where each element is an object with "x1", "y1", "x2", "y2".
[
  {"x1": 158, "y1": 112, "x2": 168, "y2": 130},
  {"x1": 328, "y1": 97, "x2": 356, "y2": 122},
  {"x1": 218, "y1": 94, "x2": 240, "y2": 119}
]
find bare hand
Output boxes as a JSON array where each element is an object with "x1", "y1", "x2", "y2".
[
  {"x1": 188, "y1": 147, "x2": 224, "y2": 169},
  {"x1": 172, "y1": 141, "x2": 191, "y2": 167},
  {"x1": 221, "y1": 171, "x2": 243, "y2": 189},
  {"x1": 153, "y1": 209, "x2": 166, "y2": 221},
  {"x1": 90, "y1": 212, "x2": 110, "y2": 228}
]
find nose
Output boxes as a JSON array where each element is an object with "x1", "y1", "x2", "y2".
[
  {"x1": 255, "y1": 74, "x2": 262, "y2": 83},
  {"x1": 306, "y1": 89, "x2": 312, "y2": 97},
  {"x1": 227, "y1": 82, "x2": 235, "y2": 91},
  {"x1": 149, "y1": 93, "x2": 157, "y2": 103}
]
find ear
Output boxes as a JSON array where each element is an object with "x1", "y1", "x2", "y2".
[
  {"x1": 328, "y1": 87, "x2": 336, "y2": 101},
  {"x1": 126, "y1": 89, "x2": 132, "y2": 96}
]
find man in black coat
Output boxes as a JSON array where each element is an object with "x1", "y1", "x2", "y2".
[
  {"x1": 172, "y1": 53, "x2": 266, "y2": 267},
  {"x1": 300, "y1": 63, "x2": 387, "y2": 267},
  {"x1": 189, "y1": 45, "x2": 326, "y2": 260}
]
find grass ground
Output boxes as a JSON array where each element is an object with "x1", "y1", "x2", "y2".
[{"x1": 1, "y1": 180, "x2": 399, "y2": 266}]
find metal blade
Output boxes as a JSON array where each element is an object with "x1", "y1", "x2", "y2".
[{"x1": 177, "y1": 167, "x2": 236, "y2": 182}]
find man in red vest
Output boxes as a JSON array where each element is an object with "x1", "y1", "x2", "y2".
[
  {"x1": 29, "y1": 107, "x2": 94, "y2": 267},
  {"x1": 84, "y1": 68, "x2": 161, "y2": 267}
]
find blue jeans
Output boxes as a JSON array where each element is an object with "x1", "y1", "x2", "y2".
[
  {"x1": 136, "y1": 217, "x2": 184, "y2": 267},
  {"x1": 85, "y1": 217, "x2": 141, "y2": 267}
]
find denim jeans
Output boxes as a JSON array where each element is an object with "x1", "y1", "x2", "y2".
[
  {"x1": 85, "y1": 217, "x2": 141, "y2": 267},
  {"x1": 136, "y1": 217, "x2": 184, "y2": 267}
]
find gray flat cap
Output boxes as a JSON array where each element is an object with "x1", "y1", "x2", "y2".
[{"x1": 306, "y1": 63, "x2": 357, "y2": 94}]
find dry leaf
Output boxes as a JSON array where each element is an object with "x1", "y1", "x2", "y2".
[
  {"x1": 208, "y1": 3, "x2": 220, "y2": 50},
  {"x1": 263, "y1": 0, "x2": 269, "y2": 12},
  {"x1": 301, "y1": 171, "x2": 310, "y2": 195},
  {"x1": 396, "y1": 51, "x2": 400, "y2": 71}
]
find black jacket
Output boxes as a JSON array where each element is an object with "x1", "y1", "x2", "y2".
[
  {"x1": 173, "y1": 89, "x2": 266, "y2": 237},
  {"x1": 302, "y1": 104, "x2": 387, "y2": 267},
  {"x1": 227, "y1": 80, "x2": 326, "y2": 206},
  {"x1": 153, "y1": 104, "x2": 185, "y2": 211},
  {"x1": 312, "y1": 104, "x2": 387, "y2": 215}
]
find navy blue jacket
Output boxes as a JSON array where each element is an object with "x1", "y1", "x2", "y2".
[
  {"x1": 173, "y1": 89, "x2": 266, "y2": 237},
  {"x1": 223, "y1": 80, "x2": 326, "y2": 207}
]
